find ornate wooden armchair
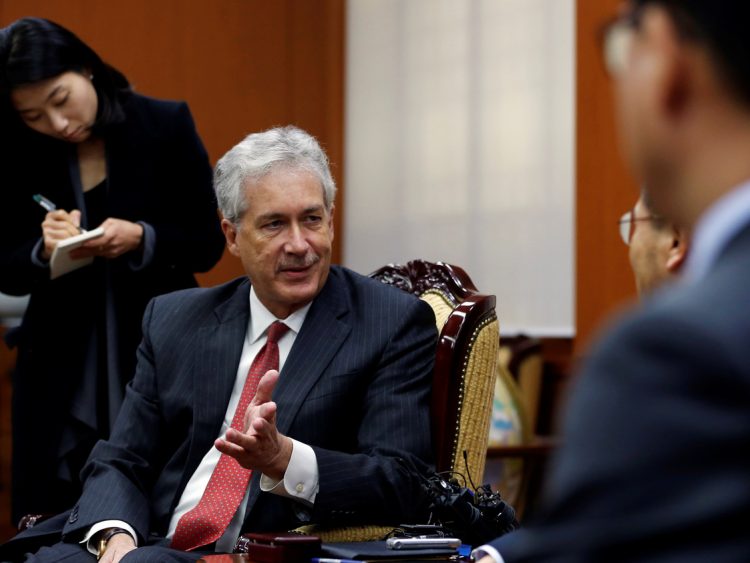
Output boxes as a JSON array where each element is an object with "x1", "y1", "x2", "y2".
[
  {"x1": 286, "y1": 259, "x2": 500, "y2": 543},
  {"x1": 372, "y1": 260, "x2": 499, "y2": 478}
]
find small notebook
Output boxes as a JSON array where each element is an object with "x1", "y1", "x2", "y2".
[{"x1": 50, "y1": 227, "x2": 105, "y2": 279}]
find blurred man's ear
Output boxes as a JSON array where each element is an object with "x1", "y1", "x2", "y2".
[
  {"x1": 644, "y1": 6, "x2": 691, "y2": 122},
  {"x1": 666, "y1": 227, "x2": 689, "y2": 273}
]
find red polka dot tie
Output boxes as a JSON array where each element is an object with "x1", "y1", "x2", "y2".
[{"x1": 171, "y1": 321, "x2": 290, "y2": 551}]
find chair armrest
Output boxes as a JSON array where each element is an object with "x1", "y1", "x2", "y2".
[{"x1": 17, "y1": 513, "x2": 53, "y2": 532}]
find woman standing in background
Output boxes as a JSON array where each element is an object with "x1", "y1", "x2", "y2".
[{"x1": 0, "y1": 17, "x2": 225, "y2": 522}]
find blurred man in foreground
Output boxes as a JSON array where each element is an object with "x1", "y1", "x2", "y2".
[{"x1": 477, "y1": 1, "x2": 750, "y2": 561}]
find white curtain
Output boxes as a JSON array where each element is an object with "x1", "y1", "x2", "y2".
[{"x1": 344, "y1": 0, "x2": 575, "y2": 336}]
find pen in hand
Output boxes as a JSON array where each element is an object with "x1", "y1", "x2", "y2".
[{"x1": 33, "y1": 194, "x2": 86, "y2": 232}]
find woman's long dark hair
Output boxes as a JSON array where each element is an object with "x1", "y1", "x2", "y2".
[{"x1": 0, "y1": 17, "x2": 131, "y2": 132}]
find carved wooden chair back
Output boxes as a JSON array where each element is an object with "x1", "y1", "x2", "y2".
[{"x1": 370, "y1": 259, "x2": 499, "y2": 480}]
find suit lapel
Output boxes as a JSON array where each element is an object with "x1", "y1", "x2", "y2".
[
  {"x1": 186, "y1": 280, "x2": 251, "y2": 473},
  {"x1": 243, "y1": 270, "x2": 351, "y2": 514},
  {"x1": 274, "y1": 270, "x2": 351, "y2": 435}
]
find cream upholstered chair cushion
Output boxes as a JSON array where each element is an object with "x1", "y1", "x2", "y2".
[{"x1": 422, "y1": 287, "x2": 499, "y2": 482}]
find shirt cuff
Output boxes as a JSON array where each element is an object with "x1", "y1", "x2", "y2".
[
  {"x1": 30, "y1": 238, "x2": 50, "y2": 268},
  {"x1": 81, "y1": 520, "x2": 138, "y2": 556},
  {"x1": 471, "y1": 544, "x2": 505, "y2": 563},
  {"x1": 259, "y1": 439, "x2": 319, "y2": 505},
  {"x1": 128, "y1": 222, "x2": 155, "y2": 271}
]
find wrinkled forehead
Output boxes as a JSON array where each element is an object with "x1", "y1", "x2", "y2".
[{"x1": 244, "y1": 164, "x2": 328, "y2": 204}]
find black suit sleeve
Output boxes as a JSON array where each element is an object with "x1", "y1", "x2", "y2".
[
  {"x1": 138, "y1": 101, "x2": 224, "y2": 274},
  {"x1": 0, "y1": 144, "x2": 59, "y2": 295},
  {"x1": 311, "y1": 297, "x2": 436, "y2": 525}
]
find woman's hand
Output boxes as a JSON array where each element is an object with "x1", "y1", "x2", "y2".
[
  {"x1": 41, "y1": 209, "x2": 82, "y2": 260},
  {"x1": 73, "y1": 218, "x2": 144, "y2": 260}
]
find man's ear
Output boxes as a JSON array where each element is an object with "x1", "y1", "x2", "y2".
[
  {"x1": 221, "y1": 218, "x2": 240, "y2": 257},
  {"x1": 666, "y1": 227, "x2": 689, "y2": 273}
]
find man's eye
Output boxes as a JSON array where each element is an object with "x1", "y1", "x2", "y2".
[
  {"x1": 264, "y1": 220, "x2": 283, "y2": 230},
  {"x1": 305, "y1": 215, "x2": 322, "y2": 224}
]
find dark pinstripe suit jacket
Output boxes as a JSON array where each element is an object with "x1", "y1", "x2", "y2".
[{"x1": 7, "y1": 266, "x2": 437, "y2": 550}]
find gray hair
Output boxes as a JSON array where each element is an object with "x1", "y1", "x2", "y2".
[{"x1": 214, "y1": 125, "x2": 337, "y2": 224}]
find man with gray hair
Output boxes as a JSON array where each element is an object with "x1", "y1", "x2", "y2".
[
  {"x1": 3, "y1": 126, "x2": 437, "y2": 562},
  {"x1": 620, "y1": 192, "x2": 689, "y2": 296}
]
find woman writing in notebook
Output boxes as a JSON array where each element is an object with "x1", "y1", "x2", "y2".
[{"x1": 0, "y1": 17, "x2": 225, "y2": 521}]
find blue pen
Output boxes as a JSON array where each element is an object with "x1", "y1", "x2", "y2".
[
  {"x1": 33, "y1": 194, "x2": 86, "y2": 232},
  {"x1": 32, "y1": 193, "x2": 56, "y2": 212}
]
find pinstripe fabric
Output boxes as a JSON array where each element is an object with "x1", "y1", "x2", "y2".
[
  {"x1": 18, "y1": 542, "x2": 90, "y2": 562},
  {"x1": 3, "y1": 266, "x2": 438, "y2": 559},
  {"x1": 22, "y1": 544, "x2": 206, "y2": 562}
]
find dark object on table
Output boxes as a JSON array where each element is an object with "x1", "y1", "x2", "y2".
[
  {"x1": 234, "y1": 532, "x2": 321, "y2": 562},
  {"x1": 422, "y1": 472, "x2": 519, "y2": 545}
]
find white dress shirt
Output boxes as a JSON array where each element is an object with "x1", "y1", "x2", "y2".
[{"x1": 85, "y1": 287, "x2": 320, "y2": 553}]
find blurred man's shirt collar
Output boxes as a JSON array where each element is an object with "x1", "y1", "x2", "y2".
[{"x1": 684, "y1": 179, "x2": 750, "y2": 283}]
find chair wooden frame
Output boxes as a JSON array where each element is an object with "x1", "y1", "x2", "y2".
[{"x1": 370, "y1": 259, "x2": 498, "y2": 475}]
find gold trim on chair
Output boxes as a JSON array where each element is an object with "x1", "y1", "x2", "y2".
[{"x1": 452, "y1": 317, "x2": 499, "y2": 484}]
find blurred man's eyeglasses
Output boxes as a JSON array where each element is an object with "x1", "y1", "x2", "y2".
[
  {"x1": 601, "y1": 7, "x2": 643, "y2": 76},
  {"x1": 619, "y1": 208, "x2": 660, "y2": 245}
]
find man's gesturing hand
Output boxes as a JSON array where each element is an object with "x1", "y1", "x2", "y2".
[{"x1": 215, "y1": 369, "x2": 293, "y2": 480}]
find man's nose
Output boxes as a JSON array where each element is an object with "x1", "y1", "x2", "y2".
[{"x1": 284, "y1": 224, "x2": 310, "y2": 254}]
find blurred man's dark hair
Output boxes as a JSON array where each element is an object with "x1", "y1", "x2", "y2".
[{"x1": 631, "y1": 1, "x2": 750, "y2": 107}]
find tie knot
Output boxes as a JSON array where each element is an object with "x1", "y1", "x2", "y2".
[{"x1": 266, "y1": 321, "x2": 289, "y2": 344}]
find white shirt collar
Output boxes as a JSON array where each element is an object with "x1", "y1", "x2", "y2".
[
  {"x1": 684, "y1": 178, "x2": 750, "y2": 283},
  {"x1": 248, "y1": 287, "x2": 312, "y2": 344}
]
